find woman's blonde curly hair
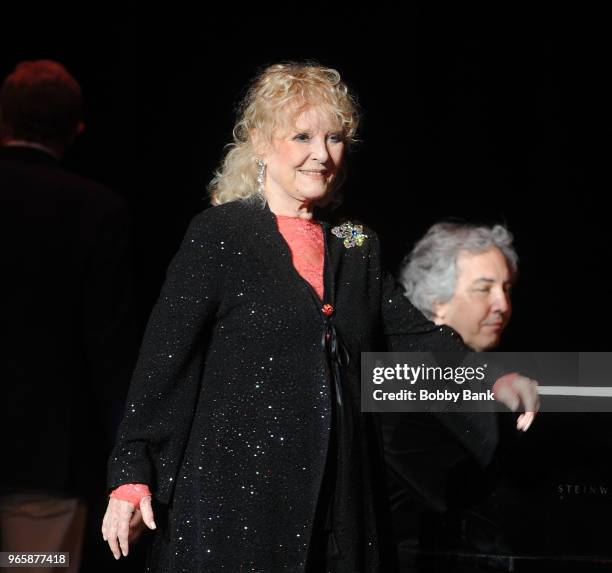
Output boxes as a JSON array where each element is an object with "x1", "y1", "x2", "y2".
[{"x1": 208, "y1": 61, "x2": 360, "y2": 207}]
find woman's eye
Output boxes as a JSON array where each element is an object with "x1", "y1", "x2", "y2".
[
  {"x1": 328, "y1": 133, "x2": 345, "y2": 143},
  {"x1": 293, "y1": 133, "x2": 310, "y2": 141}
]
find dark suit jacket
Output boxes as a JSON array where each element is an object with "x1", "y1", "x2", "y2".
[
  {"x1": 0, "y1": 145, "x2": 136, "y2": 498},
  {"x1": 107, "y1": 199, "x2": 482, "y2": 572}
]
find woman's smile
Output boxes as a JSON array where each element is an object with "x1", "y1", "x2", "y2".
[{"x1": 298, "y1": 169, "x2": 328, "y2": 178}]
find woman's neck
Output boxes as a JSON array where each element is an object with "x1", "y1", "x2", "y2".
[{"x1": 264, "y1": 189, "x2": 315, "y2": 220}]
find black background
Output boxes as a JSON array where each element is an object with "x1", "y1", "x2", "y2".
[{"x1": 1, "y1": 6, "x2": 602, "y2": 351}]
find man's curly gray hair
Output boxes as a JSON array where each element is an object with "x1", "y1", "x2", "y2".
[{"x1": 400, "y1": 223, "x2": 518, "y2": 319}]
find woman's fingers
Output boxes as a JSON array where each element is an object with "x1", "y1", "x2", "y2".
[
  {"x1": 101, "y1": 498, "x2": 136, "y2": 559},
  {"x1": 101, "y1": 503, "x2": 121, "y2": 559},
  {"x1": 139, "y1": 495, "x2": 157, "y2": 530},
  {"x1": 128, "y1": 510, "x2": 148, "y2": 543},
  {"x1": 117, "y1": 515, "x2": 131, "y2": 557},
  {"x1": 107, "y1": 524, "x2": 122, "y2": 560}
]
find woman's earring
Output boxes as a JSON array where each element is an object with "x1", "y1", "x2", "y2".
[{"x1": 256, "y1": 158, "x2": 266, "y2": 194}]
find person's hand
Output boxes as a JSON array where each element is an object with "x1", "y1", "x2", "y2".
[
  {"x1": 101, "y1": 495, "x2": 156, "y2": 559},
  {"x1": 127, "y1": 505, "x2": 150, "y2": 544},
  {"x1": 493, "y1": 373, "x2": 540, "y2": 431}
]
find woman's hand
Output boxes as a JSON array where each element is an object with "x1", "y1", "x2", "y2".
[
  {"x1": 101, "y1": 495, "x2": 156, "y2": 559},
  {"x1": 493, "y1": 373, "x2": 540, "y2": 431}
]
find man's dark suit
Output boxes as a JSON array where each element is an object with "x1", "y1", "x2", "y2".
[{"x1": 0, "y1": 144, "x2": 136, "y2": 498}]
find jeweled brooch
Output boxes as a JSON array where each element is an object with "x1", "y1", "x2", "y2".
[{"x1": 331, "y1": 222, "x2": 368, "y2": 248}]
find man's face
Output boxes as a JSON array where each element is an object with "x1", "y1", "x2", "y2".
[{"x1": 433, "y1": 247, "x2": 513, "y2": 351}]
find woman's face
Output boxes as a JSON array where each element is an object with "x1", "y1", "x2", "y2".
[{"x1": 261, "y1": 106, "x2": 346, "y2": 213}]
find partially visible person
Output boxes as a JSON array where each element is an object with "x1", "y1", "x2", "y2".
[
  {"x1": 400, "y1": 222, "x2": 517, "y2": 352},
  {"x1": 400, "y1": 222, "x2": 533, "y2": 411},
  {"x1": 0, "y1": 60, "x2": 137, "y2": 572},
  {"x1": 384, "y1": 223, "x2": 536, "y2": 569}
]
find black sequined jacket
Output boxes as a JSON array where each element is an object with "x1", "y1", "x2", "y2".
[{"x1": 107, "y1": 199, "x2": 493, "y2": 572}]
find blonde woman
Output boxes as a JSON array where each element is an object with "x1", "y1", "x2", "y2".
[{"x1": 102, "y1": 62, "x2": 536, "y2": 572}]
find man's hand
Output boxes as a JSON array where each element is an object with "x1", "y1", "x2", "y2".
[{"x1": 493, "y1": 372, "x2": 540, "y2": 431}]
